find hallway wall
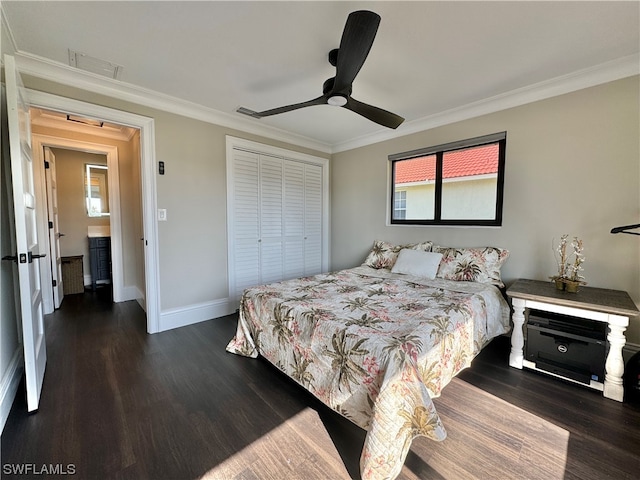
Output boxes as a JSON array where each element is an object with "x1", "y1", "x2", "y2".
[
  {"x1": 52, "y1": 148, "x2": 109, "y2": 283},
  {"x1": 32, "y1": 124, "x2": 144, "y2": 300}
]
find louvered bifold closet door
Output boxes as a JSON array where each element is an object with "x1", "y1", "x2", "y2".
[
  {"x1": 230, "y1": 146, "x2": 324, "y2": 303},
  {"x1": 283, "y1": 160, "x2": 323, "y2": 279},
  {"x1": 231, "y1": 150, "x2": 261, "y2": 298},
  {"x1": 283, "y1": 160, "x2": 305, "y2": 279},
  {"x1": 303, "y1": 163, "x2": 323, "y2": 275},
  {"x1": 259, "y1": 156, "x2": 284, "y2": 285}
]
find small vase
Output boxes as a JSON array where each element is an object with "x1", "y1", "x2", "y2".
[
  {"x1": 565, "y1": 280, "x2": 580, "y2": 293},
  {"x1": 554, "y1": 278, "x2": 565, "y2": 291}
]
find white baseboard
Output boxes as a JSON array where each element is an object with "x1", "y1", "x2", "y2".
[
  {"x1": 159, "y1": 298, "x2": 236, "y2": 332},
  {"x1": 1, "y1": 348, "x2": 24, "y2": 434},
  {"x1": 135, "y1": 287, "x2": 146, "y2": 312}
]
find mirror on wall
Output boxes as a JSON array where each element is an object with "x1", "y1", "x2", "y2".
[{"x1": 85, "y1": 164, "x2": 109, "y2": 217}]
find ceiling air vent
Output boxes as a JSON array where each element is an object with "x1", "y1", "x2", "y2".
[{"x1": 68, "y1": 49, "x2": 123, "y2": 79}]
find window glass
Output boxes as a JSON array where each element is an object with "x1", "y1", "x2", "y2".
[
  {"x1": 393, "y1": 190, "x2": 407, "y2": 219},
  {"x1": 393, "y1": 155, "x2": 436, "y2": 220},
  {"x1": 441, "y1": 144, "x2": 498, "y2": 220},
  {"x1": 390, "y1": 132, "x2": 505, "y2": 226}
]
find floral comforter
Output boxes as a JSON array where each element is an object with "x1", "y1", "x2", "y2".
[{"x1": 226, "y1": 266, "x2": 510, "y2": 479}]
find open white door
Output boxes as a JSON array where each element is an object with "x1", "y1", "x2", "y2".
[
  {"x1": 44, "y1": 147, "x2": 63, "y2": 308},
  {"x1": 5, "y1": 54, "x2": 47, "y2": 412}
]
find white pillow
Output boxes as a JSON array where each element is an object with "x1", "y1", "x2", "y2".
[{"x1": 391, "y1": 249, "x2": 443, "y2": 279}]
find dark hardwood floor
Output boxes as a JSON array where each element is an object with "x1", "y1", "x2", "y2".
[{"x1": 2, "y1": 288, "x2": 639, "y2": 479}]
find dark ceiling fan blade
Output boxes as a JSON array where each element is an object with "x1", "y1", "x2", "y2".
[
  {"x1": 237, "y1": 11, "x2": 403, "y2": 130},
  {"x1": 237, "y1": 96, "x2": 327, "y2": 118},
  {"x1": 332, "y1": 10, "x2": 380, "y2": 94},
  {"x1": 344, "y1": 97, "x2": 404, "y2": 129}
]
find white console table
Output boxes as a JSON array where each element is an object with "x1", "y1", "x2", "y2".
[{"x1": 507, "y1": 279, "x2": 639, "y2": 402}]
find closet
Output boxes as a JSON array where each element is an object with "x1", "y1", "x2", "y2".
[{"x1": 227, "y1": 137, "x2": 329, "y2": 304}]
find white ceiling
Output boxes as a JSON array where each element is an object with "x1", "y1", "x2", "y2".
[{"x1": 3, "y1": 1, "x2": 639, "y2": 152}]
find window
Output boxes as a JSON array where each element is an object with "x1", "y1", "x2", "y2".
[
  {"x1": 394, "y1": 190, "x2": 407, "y2": 219},
  {"x1": 389, "y1": 132, "x2": 506, "y2": 226}
]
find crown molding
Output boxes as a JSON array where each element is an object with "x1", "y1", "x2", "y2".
[
  {"x1": 13, "y1": 48, "x2": 638, "y2": 156},
  {"x1": 332, "y1": 54, "x2": 640, "y2": 153},
  {"x1": 13, "y1": 51, "x2": 332, "y2": 155}
]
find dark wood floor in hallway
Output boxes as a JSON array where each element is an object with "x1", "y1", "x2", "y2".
[{"x1": 2, "y1": 289, "x2": 640, "y2": 479}]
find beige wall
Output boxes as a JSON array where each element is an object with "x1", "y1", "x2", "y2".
[
  {"x1": 23, "y1": 75, "x2": 329, "y2": 312},
  {"x1": 20, "y1": 75, "x2": 639, "y2": 345},
  {"x1": 332, "y1": 76, "x2": 640, "y2": 344}
]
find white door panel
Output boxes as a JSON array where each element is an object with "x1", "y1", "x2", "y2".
[
  {"x1": 44, "y1": 147, "x2": 63, "y2": 308},
  {"x1": 5, "y1": 54, "x2": 47, "y2": 412}
]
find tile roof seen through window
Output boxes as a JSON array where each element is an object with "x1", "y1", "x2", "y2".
[{"x1": 395, "y1": 143, "x2": 499, "y2": 184}]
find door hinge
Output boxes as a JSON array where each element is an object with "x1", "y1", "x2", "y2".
[
  {"x1": 48, "y1": 221, "x2": 54, "y2": 229},
  {"x1": 44, "y1": 161, "x2": 50, "y2": 169},
  {"x1": 52, "y1": 279, "x2": 57, "y2": 287}
]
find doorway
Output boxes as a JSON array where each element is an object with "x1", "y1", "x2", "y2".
[
  {"x1": 26, "y1": 90, "x2": 161, "y2": 333},
  {"x1": 32, "y1": 130, "x2": 129, "y2": 312}
]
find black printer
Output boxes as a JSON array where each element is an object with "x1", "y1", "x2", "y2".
[{"x1": 525, "y1": 309, "x2": 608, "y2": 385}]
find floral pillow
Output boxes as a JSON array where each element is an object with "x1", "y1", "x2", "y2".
[
  {"x1": 363, "y1": 240, "x2": 433, "y2": 269},
  {"x1": 433, "y1": 246, "x2": 510, "y2": 288}
]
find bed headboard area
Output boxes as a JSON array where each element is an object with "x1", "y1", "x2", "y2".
[{"x1": 361, "y1": 239, "x2": 510, "y2": 288}]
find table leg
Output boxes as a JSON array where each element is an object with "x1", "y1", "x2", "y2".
[
  {"x1": 603, "y1": 315, "x2": 629, "y2": 402},
  {"x1": 509, "y1": 298, "x2": 526, "y2": 369}
]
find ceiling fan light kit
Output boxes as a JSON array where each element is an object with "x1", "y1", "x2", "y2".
[
  {"x1": 237, "y1": 10, "x2": 404, "y2": 129},
  {"x1": 327, "y1": 95, "x2": 348, "y2": 106}
]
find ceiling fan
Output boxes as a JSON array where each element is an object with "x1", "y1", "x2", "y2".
[{"x1": 237, "y1": 10, "x2": 404, "y2": 129}]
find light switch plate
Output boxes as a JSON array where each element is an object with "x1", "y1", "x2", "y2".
[{"x1": 158, "y1": 209, "x2": 167, "y2": 221}]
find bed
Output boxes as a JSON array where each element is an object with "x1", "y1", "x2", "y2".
[{"x1": 227, "y1": 241, "x2": 511, "y2": 479}]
